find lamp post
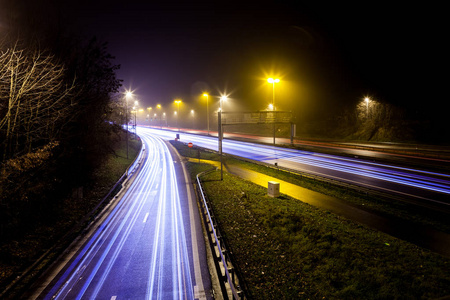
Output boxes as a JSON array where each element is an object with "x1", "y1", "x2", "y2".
[
  {"x1": 267, "y1": 78, "x2": 280, "y2": 145},
  {"x1": 156, "y1": 104, "x2": 162, "y2": 128},
  {"x1": 203, "y1": 93, "x2": 209, "y2": 135},
  {"x1": 218, "y1": 96, "x2": 227, "y2": 181},
  {"x1": 191, "y1": 109, "x2": 195, "y2": 129},
  {"x1": 125, "y1": 91, "x2": 133, "y2": 159},
  {"x1": 365, "y1": 97, "x2": 370, "y2": 118},
  {"x1": 133, "y1": 100, "x2": 139, "y2": 138},
  {"x1": 147, "y1": 107, "x2": 152, "y2": 124},
  {"x1": 174, "y1": 100, "x2": 181, "y2": 131},
  {"x1": 174, "y1": 111, "x2": 177, "y2": 128}
]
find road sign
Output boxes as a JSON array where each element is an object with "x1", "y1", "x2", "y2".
[{"x1": 188, "y1": 142, "x2": 193, "y2": 148}]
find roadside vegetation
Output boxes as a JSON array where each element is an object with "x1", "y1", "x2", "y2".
[
  {"x1": 227, "y1": 157, "x2": 450, "y2": 234},
  {"x1": 0, "y1": 133, "x2": 141, "y2": 296},
  {"x1": 174, "y1": 142, "x2": 450, "y2": 234},
  {"x1": 0, "y1": 16, "x2": 134, "y2": 297},
  {"x1": 222, "y1": 95, "x2": 450, "y2": 145},
  {"x1": 172, "y1": 141, "x2": 450, "y2": 299}
]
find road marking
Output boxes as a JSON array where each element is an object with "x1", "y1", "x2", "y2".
[
  {"x1": 143, "y1": 212, "x2": 149, "y2": 223},
  {"x1": 175, "y1": 145, "x2": 206, "y2": 298},
  {"x1": 194, "y1": 285, "x2": 207, "y2": 299},
  {"x1": 111, "y1": 296, "x2": 117, "y2": 300}
]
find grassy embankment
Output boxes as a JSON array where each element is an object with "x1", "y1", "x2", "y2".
[
  {"x1": 172, "y1": 141, "x2": 450, "y2": 299},
  {"x1": 228, "y1": 156, "x2": 450, "y2": 234},
  {"x1": 0, "y1": 133, "x2": 141, "y2": 295}
]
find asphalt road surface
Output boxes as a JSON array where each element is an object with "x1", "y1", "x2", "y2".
[
  {"x1": 34, "y1": 131, "x2": 211, "y2": 299},
  {"x1": 144, "y1": 127, "x2": 450, "y2": 209}
]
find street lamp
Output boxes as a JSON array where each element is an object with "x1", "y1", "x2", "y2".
[
  {"x1": 174, "y1": 100, "x2": 181, "y2": 131},
  {"x1": 133, "y1": 100, "x2": 139, "y2": 137},
  {"x1": 125, "y1": 91, "x2": 133, "y2": 159},
  {"x1": 147, "y1": 107, "x2": 152, "y2": 124},
  {"x1": 156, "y1": 104, "x2": 162, "y2": 127},
  {"x1": 267, "y1": 78, "x2": 280, "y2": 145},
  {"x1": 365, "y1": 97, "x2": 370, "y2": 118},
  {"x1": 203, "y1": 93, "x2": 209, "y2": 135},
  {"x1": 174, "y1": 111, "x2": 177, "y2": 128},
  {"x1": 218, "y1": 95, "x2": 227, "y2": 181},
  {"x1": 191, "y1": 109, "x2": 195, "y2": 129}
]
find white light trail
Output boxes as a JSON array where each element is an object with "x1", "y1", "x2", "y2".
[
  {"x1": 44, "y1": 130, "x2": 194, "y2": 300},
  {"x1": 143, "y1": 127, "x2": 450, "y2": 199}
]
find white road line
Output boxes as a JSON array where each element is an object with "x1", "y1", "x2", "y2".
[
  {"x1": 111, "y1": 296, "x2": 117, "y2": 300},
  {"x1": 172, "y1": 142, "x2": 206, "y2": 298},
  {"x1": 143, "y1": 212, "x2": 149, "y2": 223}
]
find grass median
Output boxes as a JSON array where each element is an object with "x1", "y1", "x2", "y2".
[{"x1": 173, "y1": 141, "x2": 450, "y2": 299}]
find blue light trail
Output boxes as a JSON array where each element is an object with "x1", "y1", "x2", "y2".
[
  {"x1": 40, "y1": 132, "x2": 202, "y2": 299},
  {"x1": 143, "y1": 127, "x2": 450, "y2": 204}
]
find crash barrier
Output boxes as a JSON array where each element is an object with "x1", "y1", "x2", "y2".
[{"x1": 196, "y1": 169, "x2": 246, "y2": 300}]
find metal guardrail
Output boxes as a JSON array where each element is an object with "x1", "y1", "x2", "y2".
[
  {"x1": 86, "y1": 140, "x2": 146, "y2": 217},
  {"x1": 186, "y1": 140, "x2": 440, "y2": 209},
  {"x1": 196, "y1": 169, "x2": 245, "y2": 300},
  {"x1": 232, "y1": 152, "x2": 399, "y2": 196},
  {"x1": 227, "y1": 153, "x2": 450, "y2": 212}
]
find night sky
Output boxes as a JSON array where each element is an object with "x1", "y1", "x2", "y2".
[{"x1": 1, "y1": 1, "x2": 447, "y2": 126}]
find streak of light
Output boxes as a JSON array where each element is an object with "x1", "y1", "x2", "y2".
[
  {"x1": 141, "y1": 127, "x2": 450, "y2": 200},
  {"x1": 45, "y1": 130, "x2": 194, "y2": 300}
]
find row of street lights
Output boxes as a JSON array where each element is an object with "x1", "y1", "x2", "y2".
[
  {"x1": 134, "y1": 101, "x2": 181, "y2": 130},
  {"x1": 126, "y1": 83, "x2": 375, "y2": 183},
  {"x1": 134, "y1": 94, "x2": 223, "y2": 135},
  {"x1": 125, "y1": 78, "x2": 280, "y2": 178},
  {"x1": 125, "y1": 78, "x2": 279, "y2": 138}
]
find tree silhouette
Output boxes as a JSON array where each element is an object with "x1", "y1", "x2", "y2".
[{"x1": 0, "y1": 44, "x2": 76, "y2": 160}]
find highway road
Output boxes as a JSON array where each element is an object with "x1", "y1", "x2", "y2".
[
  {"x1": 175, "y1": 127, "x2": 450, "y2": 165},
  {"x1": 34, "y1": 131, "x2": 211, "y2": 299},
  {"x1": 143, "y1": 127, "x2": 450, "y2": 208}
]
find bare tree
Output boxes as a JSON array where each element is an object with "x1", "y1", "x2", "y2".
[{"x1": 0, "y1": 44, "x2": 76, "y2": 159}]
